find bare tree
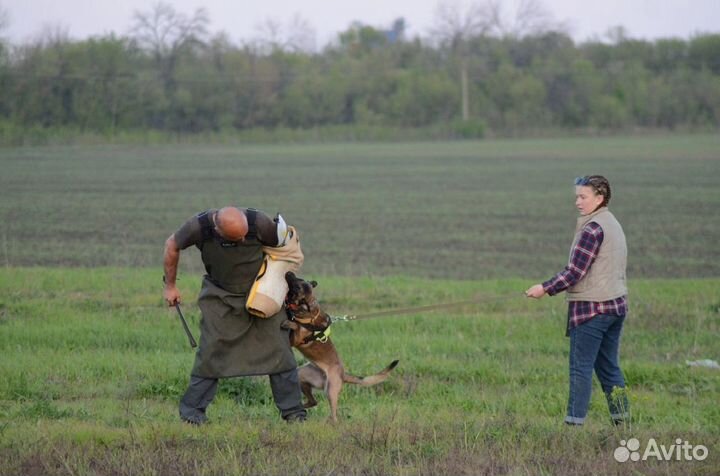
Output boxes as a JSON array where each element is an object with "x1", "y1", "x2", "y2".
[
  {"x1": 605, "y1": 25, "x2": 629, "y2": 45},
  {"x1": 252, "y1": 13, "x2": 317, "y2": 54},
  {"x1": 131, "y1": 2, "x2": 208, "y2": 56},
  {"x1": 505, "y1": 0, "x2": 567, "y2": 37},
  {"x1": 286, "y1": 14, "x2": 317, "y2": 53},
  {"x1": 0, "y1": 2, "x2": 10, "y2": 47},
  {"x1": 431, "y1": 1, "x2": 499, "y2": 121},
  {"x1": 253, "y1": 18, "x2": 284, "y2": 53},
  {"x1": 0, "y1": 3, "x2": 9, "y2": 34},
  {"x1": 130, "y1": 1, "x2": 209, "y2": 91},
  {"x1": 433, "y1": 0, "x2": 565, "y2": 41},
  {"x1": 36, "y1": 24, "x2": 71, "y2": 48},
  {"x1": 431, "y1": 1, "x2": 498, "y2": 47},
  {"x1": 431, "y1": 0, "x2": 565, "y2": 121}
]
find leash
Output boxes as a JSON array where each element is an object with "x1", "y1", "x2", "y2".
[
  {"x1": 162, "y1": 276, "x2": 198, "y2": 348},
  {"x1": 173, "y1": 303, "x2": 198, "y2": 348},
  {"x1": 330, "y1": 292, "x2": 524, "y2": 322}
]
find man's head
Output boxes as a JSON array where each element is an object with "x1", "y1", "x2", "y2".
[{"x1": 215, "y1": 207, "x2": 248, "y2": 241}]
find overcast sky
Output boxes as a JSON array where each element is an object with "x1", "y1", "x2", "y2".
[{"x1": 2, "y1": 0, "x2": 719, "y2": 47}]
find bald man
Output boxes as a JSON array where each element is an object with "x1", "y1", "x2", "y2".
[{"x1": 163, "y1": 207, "x2": 305, "y2": 424}]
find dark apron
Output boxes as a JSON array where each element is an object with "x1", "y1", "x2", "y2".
[{"x1": 190, "y1": 229, "x2": 295, "y2": 378}]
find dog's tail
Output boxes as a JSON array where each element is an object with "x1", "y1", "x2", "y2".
[{"x1": 343, "y1": 360, "x2": 399, "y2": 386}]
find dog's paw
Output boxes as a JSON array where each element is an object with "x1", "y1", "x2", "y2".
[{"x1": 281, "y1": 319, "x2": 297, "y2": 330}]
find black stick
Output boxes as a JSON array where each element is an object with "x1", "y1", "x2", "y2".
[{"x1": 174, "y1": 303, "x2": 198, "y2": 348}]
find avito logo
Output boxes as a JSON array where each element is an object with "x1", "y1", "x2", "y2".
[{"x1": 614, "y1": 438, "x2": 709, "y2": 463}]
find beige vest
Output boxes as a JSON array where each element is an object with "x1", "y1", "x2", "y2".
[{"x1": 566, "y1": 207, "x2": 628, "y2": 302}]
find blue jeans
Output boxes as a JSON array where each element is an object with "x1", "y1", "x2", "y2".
[{"x1": 566, "y1": 314, "x2": 630, "y2": 425}]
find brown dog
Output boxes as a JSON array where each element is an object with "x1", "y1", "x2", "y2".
[{"x1": 282, "y1": 271, "x2": 399, "y2": 422}]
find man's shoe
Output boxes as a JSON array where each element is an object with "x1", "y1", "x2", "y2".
[
  {"x1": 285, "y1": 412, "x2": 307, "y2": 423},
  {"x1": 181, "y1": 417, "x2": 206, "y2": 426}
]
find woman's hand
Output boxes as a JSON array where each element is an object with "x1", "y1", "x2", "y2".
[{"x1": 525, "y1": 284, "x2": 546, "y2": 299}]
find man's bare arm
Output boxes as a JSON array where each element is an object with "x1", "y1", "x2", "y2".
[{"x1": 163, "y1": 234, "x2": 182, "y2": 306}]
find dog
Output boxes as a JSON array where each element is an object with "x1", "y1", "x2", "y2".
[{"x1": 282, "y1": 271, "x2": 399, "y2": 422}]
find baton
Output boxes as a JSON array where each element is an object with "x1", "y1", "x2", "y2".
[{"x1": 173, "y1": 302, "x2": 198, "y2": 348}]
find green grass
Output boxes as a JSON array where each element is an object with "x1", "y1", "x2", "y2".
[
  {"x1": 0, "y1": 134, "x2": 718, "y2": 278},
  {"x1": 0, "y1": 268, "x2": 718, "y2": 475},
  {"x1": 1, "y1": 135, "x2": 718, "y2": 474}
]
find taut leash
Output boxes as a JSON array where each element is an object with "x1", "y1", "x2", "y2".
[{"x1": 330, "y1": 292, "x2": 523, "y2": 322}]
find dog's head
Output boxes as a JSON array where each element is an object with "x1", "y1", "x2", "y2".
[{"x1": 285, "y1": 271, "x2": 330, "y2": 330}]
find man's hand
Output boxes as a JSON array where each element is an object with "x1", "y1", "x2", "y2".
[
  {"x1": 164, "y1": 284, "x2": 181, "y2": 307},
  {"x1": 525, "y1": 284, "x2": 546, "y2": 299}
]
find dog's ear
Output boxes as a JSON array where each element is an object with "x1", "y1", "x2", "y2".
[
  {"x1": 285, "y1": 271, "x2": 296, "y2": 280},
  {"x1": 310, "y1": 280, "x2": 318, "y2": 288}
]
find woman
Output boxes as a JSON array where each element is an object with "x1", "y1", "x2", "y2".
[{"x1": 525, "y1": 175, "x2": 629, "y2": 426}]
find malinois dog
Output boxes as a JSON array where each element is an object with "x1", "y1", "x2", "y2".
[{"x1": 282, "y1": 271, "x2": 399, "y2": 422}]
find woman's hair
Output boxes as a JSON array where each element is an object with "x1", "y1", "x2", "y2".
[{"x1": 575, "y1": 175, "x2": 611, "y2": 207}]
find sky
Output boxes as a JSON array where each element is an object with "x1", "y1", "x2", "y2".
[{"x1": 2, "y1": 0, "x2": 719, "y2": 48}]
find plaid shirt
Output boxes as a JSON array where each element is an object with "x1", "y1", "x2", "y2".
[{"x1": 542, "y1": 222, "x2": 627, "y2": 335}]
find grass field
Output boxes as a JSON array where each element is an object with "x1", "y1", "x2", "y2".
[
  {"x1": 0, "y1": 134, "x2": 719, "y2": 475},
  {"x1": 1, "y1": 134, "x2": 718, "y2": 277},
  {"x1": 0, "y1": 269, "x2": 718, "y2": 475}
]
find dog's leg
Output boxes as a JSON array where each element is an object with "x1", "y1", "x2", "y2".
[
  {"x1": 301, "y1": 381, "x2": 317, "y2": 409},
  {"x1": 298, "y1": 364, "x2": 324, "y2": 409},
  {"x1": 281, "y1": 319, "x2": 298, "y2": 330},
  {"x1": 324, "y1": 368, "x2": 344, "y2": 423}
]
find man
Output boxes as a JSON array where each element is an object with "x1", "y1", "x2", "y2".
[{"x1": 163, "y1": 206, "x2": 306, "y2": 424}]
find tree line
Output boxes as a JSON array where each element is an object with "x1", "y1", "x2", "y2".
[{"x1": 0, "y1": 2, "x2": 719, "y2": 140}]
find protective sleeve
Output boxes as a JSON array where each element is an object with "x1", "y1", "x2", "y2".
[{"x1": 173, "y1": 215, "x2": 203, "y2": 250}]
